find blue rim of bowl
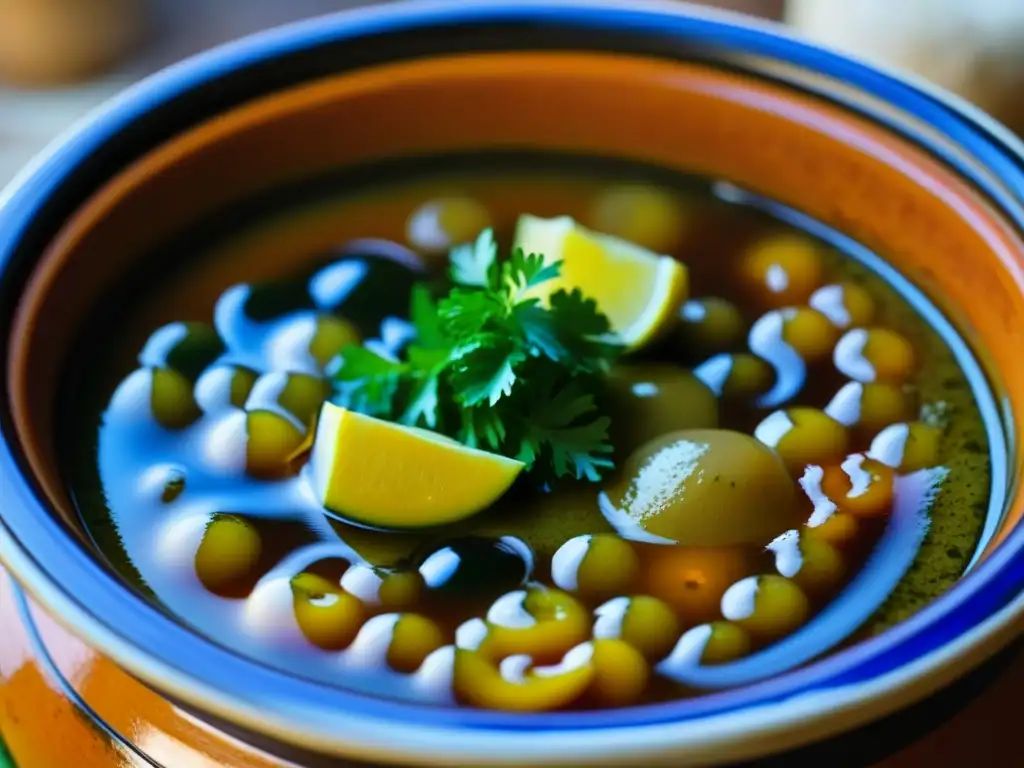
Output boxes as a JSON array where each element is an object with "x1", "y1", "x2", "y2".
[{"x1": 1, "y1": 0, "x2": 1023, "y2": 756}]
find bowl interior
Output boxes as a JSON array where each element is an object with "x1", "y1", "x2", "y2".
[{"x1": 3, "y1": 34, "x2": 1024, "y2": 761}]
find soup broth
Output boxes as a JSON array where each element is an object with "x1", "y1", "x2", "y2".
[{"x1": 66, "y1": 155, "x2": 995, "y2": 710}]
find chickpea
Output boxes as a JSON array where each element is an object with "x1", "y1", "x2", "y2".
[
  {"x1": 803, "y1": 512, "x2": 860, "y2": 549},
  {"x1": 292, "y1": 573, "x2": 365, "y2": 650},
  {"x1": 722, "y1": 575, "x2": 810, "y2": 642},
  {"x1": 140, "y1": 321, "x2": 225, "y2": 381},
  {"x1": 780, "y1": 307, "x2": 838, "y2": 361},
  {"x1": 551, "y1": 534, "x2": 639, "y2": 601},
  {"x1": 701, "y1": 621, "x2": 752, "y2": 664},
  {"x1": 755, "y1": 407, "x2": 849, "y2": 473},
  {"x1": 809, "y1": 282, "x2": 874, "y2": 329},
  {"x1": 309, "y1": 315, "x2": 360, "y2": 368},
  {"x1": 454, "y1": 644, "x2": 595, "y2": 712},
  {"x1": 677, "y1": 297, "x2": 745, "y2": 357},
  {"x1": 194, "y1": 515, "x2": 262, "y2": 597},
  {"x1": 869, "y1": 421, "x2": 942, "y2": 472},
  {"x1": 821, "y1": 454, "x2": 895, "y2": 519},
  {"x1": 407, "y1": 197, "x2": 492, "y2": 255},
  {"x1": 825, "y1": 381, "x2": 911, "y2": 436},
  {"x1": 387, "y1": 614, "x2": 447, "y2": 673},
  {"x1": 694, "y1": 353, "x2": 775, "y2": 399},
  {"x1": 194, "y1": 363, "x2": 258, "y2": 413},
  {"x1": 246, "y1": 410, "x2": 306, "y2": 479},
  {"x1": 740, "y1": 232, "x2": 824, "y2": 307},
  {"x1": 643, "y1": 545, "x2": 754, "y2": 623},
  {"x1": 589, "y1": 183, "x2": 687, "y2": 253},
  {"x1": 590, "y1": 639, "x2": 650, "y2": 707},
  {"x1": 834, "y1": 328, "x2": 915, "y2": 384},
  {"x1": 594, "y1": 595, "x2": 680, "y2": 661},
  {"x1": 792, "y1": 536, "x2": 845, "y2": 596},
  {"x1": 479, "y1": 588, "x2": 590, "y2": 664},
  {"x1": 378, "y1": 570, "x2": 424, "y2": 611},
  {"x1": 150, "y1": 367, "x2": 201, "y2": 430}
]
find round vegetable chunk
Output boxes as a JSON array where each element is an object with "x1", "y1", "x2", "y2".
[
  {"x1": 604, "y1": 429, "x2": 800, "y2": 547},
  {"x1": 477, "y1": 588, "x2": 591, "y2": 664},
  {"x1": 194, "y1": 515, "x2": 262, "y2": 597},
  {"x1": 780, "y1": 307, "x2": 838, "y2": 361},
  {"x1": 551, "y1": 534, "x2": 639, "y2": 601},
  {"x1": 246, "y1": 409, "x2": 306, "y2": 479},
  {"x1": 700, "y1": 621, "x2": 752, "y2": 664},
  {"x1": 642, "y1": 545, "x2": 754, "y2": 623},
  {"x1": 407, "y1": 197, "x2": 492, "y2": 255},
  {"x1": 245, "y1": 371, "x2": 331, "y2": 428},
  {"x1": 721, "y1": 575, "x2": 810, "y2": 641},
  {"x1": 588, "y1": 183, "x2": 687, "y2": 253},
  {"x1": 377, "y1": 570, "x2": 424, "y2": 610},
  {"x1": 676, "y1": 297, "x2": 745, "y2": 357},
  {"x1": 593, "y1": 595, "x2": 680, "y2": 661},
  {"x1": 809, "y1": 282, "x2": 874, "y2": 329},
  {"x1": 150, "y1": 367, "x2": 202, "y2": 430},
  {"x1": 869, "y1": 421, "x2": 942, "y2": 472},
  {"x1": 589, "y1": 639, "x2": 650, "y2": 706},
  {"x1": 693, "y1": 352, "x2": 775, "y2": 399},
  {"x1": 291, "y1": 573, "x2": 365, "y2": 650},
  {"x1": 606, "y1": 364, "x2": 719, "y2": 454},
  {"x1": 387, "y1": 614, "x2": 447, "y2": 673},
  {"x1": 820, "y1": 454, "x2": 895, "y2": 518},
  {"x1": 139, "y1": 321, "x2": 225, "y2": 381},
  {"x1": 740, "y1": 232, "x2": 824, "y2": 307},
  {"x1": 755, "y1": 408, "x2": 848, "y2": 474},
  {"x1": 834, "y1": 327, "x2": 915, "y2": 383},
  {"x1": 418, "y1": 536, "x2": 533, "y2": 600},
  {"x1": 454, "y1": 643, "x2": 595, "y2": 712}
]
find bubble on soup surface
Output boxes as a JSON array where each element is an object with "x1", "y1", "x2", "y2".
[{"x1": 602, "y1": 429, "x2": 799, "y2": 547}]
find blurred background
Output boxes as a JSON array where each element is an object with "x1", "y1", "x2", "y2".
[{"x1": 5, "y1": 0, "x2": 1024, "y2": 185}]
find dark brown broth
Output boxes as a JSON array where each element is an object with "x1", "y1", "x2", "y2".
[{"x1": 64, "y1": 156, "x2": 995, "y2": 706}]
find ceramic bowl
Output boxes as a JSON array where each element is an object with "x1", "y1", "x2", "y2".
[{"x1": 2, "y1": 2, "x2": 1024, "y2": 766}]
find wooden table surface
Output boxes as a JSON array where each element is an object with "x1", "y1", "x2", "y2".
[{"x1": 0, "y1": 2, "x2": 1017, "y2": 766}]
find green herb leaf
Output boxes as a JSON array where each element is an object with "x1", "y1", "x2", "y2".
[
  {"x1": 332, "y1": 225, "x2": 621, "y2": 482},
  {"x1": 450, "y1": 228, "x2": 498, "y2": 288}
]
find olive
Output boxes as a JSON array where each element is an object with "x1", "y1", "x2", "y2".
[
  {"x1": 386, "y1": 614, "x2": 447, "y2": 673},
  {"x1": 676, "y1": 297, "x2": 745, "y2": 358},
  {"x1": 307, "y1": 241, "x2": 426, "y2": 337},
  {"x1": 604, "y1": 429, "x2": 799, "y2": 547},
  {"x1": 139, "y1": 322, "x2": 225, "y2": 381},
  {"x1": 417, "y1": 536, "x2": 533, "y2": 600},
  {"x1": 869, "y1": 421, "x2": 942, "y2": 472},
  {"x1": 589, "y1": 639, "x2": 650, "y2": 707},
  {"x1": 809, "y1": 283, "x2": 874, "y2": 329},
  {"x1": 587, "y1": 183, "x2": 687, "y2": 253},
  {"x1": 291, "y1": 573, "x2": 365, "y2": 650},
  {"x1": 149, "y1": 367, "x2": 201, "y2": 430},
  {"x1": 241, "y1": 279, "x2": 315, "y2": 322},
  {"x1": 825, "y1": 381, "x2": 912, "y2": 436},
  {"x1": 551, "y1": 533, "x2": 639, "y2": 601},
  {"x1": 605, "y1": 364, "x2": 719, "y2": 456},
  {"x1": 194, "y1": 515, "x2": 262, "y2": 597},
  {"x1": 721, "y1": 575, "x2": 810, "y2": 641},
  {"x1": 754, "y1": 407, "x2": 848, "y2": 474},
  {"x1": 592, "y1": 595, "x2": 679, "y2": 661},
  {"x1": 246, "y1": 410, "x2": 306, "y2": 479},
  {"x1": 693, "y1": 353, "x2": 775, "y2": 399}
]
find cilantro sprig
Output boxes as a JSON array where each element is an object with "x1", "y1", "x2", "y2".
[{"x1": 331, "y1": 229, "x2": 622, "y2": 481}]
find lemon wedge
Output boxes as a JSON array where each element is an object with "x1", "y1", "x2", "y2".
[
  {"x1": 513, "y1": 214, "x2": 688, "y2": 349},
  {"x1": 310, "y1": 403, "x2": 524, "y2": 529}
]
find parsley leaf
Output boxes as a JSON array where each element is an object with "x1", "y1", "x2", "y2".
[
  {"x1": 331, "y1": 227, "x2": 623, "y2": 481},
  {"x1": 450, "y1": 228, "x2": 498, "y2": 288}
]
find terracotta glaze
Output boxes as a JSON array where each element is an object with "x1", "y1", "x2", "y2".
[{"x1": 2, "y1": 2, "x2": 1024, "y2": 766}]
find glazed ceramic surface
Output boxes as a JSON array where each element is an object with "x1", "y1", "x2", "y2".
[{"x1": 2, "y1": 2, "x2": 1024, "y2": 766}]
